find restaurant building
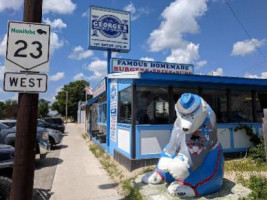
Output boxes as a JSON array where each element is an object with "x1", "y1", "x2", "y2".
[{"x1": 86, "y1": 58, "x2": 267, "y2": 171}]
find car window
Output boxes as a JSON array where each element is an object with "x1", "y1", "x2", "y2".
[
  {"x1": 0, "y1": 122, "x2": 10, "y2": 129},
  {"x1": 45, "y1": 118, "x2": 63, "y2": 125},
  {"x1": 38, "y1": 120, "x2": 45, "y2": 125}
]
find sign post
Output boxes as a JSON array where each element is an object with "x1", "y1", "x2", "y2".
[{"x1": 8, "y1": 1, "x2": 47, "y2": 199}]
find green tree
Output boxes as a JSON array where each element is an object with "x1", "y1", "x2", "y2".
[
  {"x1": 4, "y1": 100, "x2": 18, "y2": 119},
  {"x1": 0, "y1": 101, "x2": 6, "y2": 119},
  {"x1": 51, "y1": 80, "x2": 90, "y2": 121},
  {"x1": 38, "y1": 99, "x2": 50, "y2": 118}
]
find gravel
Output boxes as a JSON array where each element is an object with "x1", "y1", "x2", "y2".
[{"x1": 33, "y1": 136, "x2": 67, "y2": 200}]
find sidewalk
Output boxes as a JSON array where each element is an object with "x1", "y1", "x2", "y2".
[{"x1": 50, "y1": 123, "x2": 123, "y2": 200}]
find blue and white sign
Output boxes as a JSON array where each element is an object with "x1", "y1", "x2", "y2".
[
  {"x1": 110, "y1": 79, "x2": 117, "y2": 142},
  {"x1": 112, "y1": 58, "x2": 194, "y2": 74},
  {"x1": 89, "y1": 6, "x2": 130, "y2": 53}
]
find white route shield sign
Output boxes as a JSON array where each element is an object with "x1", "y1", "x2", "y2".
[{"x1": 5, "y1": 21, "x2": 50, "y2": 72}]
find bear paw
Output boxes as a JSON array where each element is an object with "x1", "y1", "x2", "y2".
[
  {"x1": 167, "y1": 181, "x2": 195, "y2": 197},
  {"x1": 141, "y1": 171, "x2": 164, "y2": 185}
]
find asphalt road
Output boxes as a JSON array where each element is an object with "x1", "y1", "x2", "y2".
[{"x1": 33, "y1": 134, "x2": 67, "y2": 200}]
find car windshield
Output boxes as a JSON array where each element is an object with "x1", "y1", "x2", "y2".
[
  {"x1": 45, "y1": 118, "x2": 63, "y2": 125},
  {"x1": 0, "y1": 122, "x2": 10, "y2": 129}
]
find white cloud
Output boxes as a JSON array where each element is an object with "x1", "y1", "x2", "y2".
[
  {"x1": 82, "y1": 9, "x2": 89, "y2": 17},
  {"x1": 207, "y1": 68, "x2": 223, "y2": 76},
  {"x1": 0, "y1": 65, "x2": 4, "y2": 80},
  {"x1": 50, "y1": 32, "x2": 64, "y2": 55},
  {"x1": 166, "y1": 43, "x2": 199, "y2": 63},
  {"x1": 140, "y1": 57, "x2": 155, "y2": 61},
  {"x1": 68, "y1": 46, "x2": 94, "y2": 60},
  {"x1": 50, "y1": 72, "x2": 65, "y2": 81},
  {"x1": 0, "y1": 34, "x2": 7, "y2": 56},
  {"x1": 196, "y1": 60, "x2": 207, "y2": 69},
  {"x1": 231, "y1": 38, "x2": 265, "y2": 56},
  {"x1": 148, "y1": 0, "x2": 207, "y2": 52},
  {"x1": 244, "y1": 72, "x2": 267, "y2": 79},
  {"x1": 104, "y1": 52, "x2": 119, "y2": 58},
  {"x1": 123, "y1": 3, "x2": 150, "y2": 21},
  {"x1": 147, "y1": 0, "x2": 208, "y2": 64},
  {"x1": 0, "y1": 0, "x2": 23, "y2": 12},
  {"x1": 43, "y1": 0, "x2": 76, "y2": 14},
  {"x1": 86, "y1": 60, "x2": 107, "y2": 80},
  {"x1": 44, "y1": 18, "x2": 67, "y2": 30},
  {"x1": 73, "y1": 73, "x2": 90, "y2": 81},
  {"x1": 55, "y1": 86, "x2": 63, "y2": 93}
]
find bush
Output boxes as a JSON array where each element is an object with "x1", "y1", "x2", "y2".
[
  {"x1": 248, "y1": 137, "x2": 266, "y2": 164},
  {"x1": 237, "y1": 174, "x2": 267, "y2": 199},
  {"x1": 248, "y1": 175, "x2": 267, "y2": 199}
]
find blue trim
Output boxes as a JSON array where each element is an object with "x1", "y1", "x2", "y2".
[
  {"x1": 106, "y1": 78, "x2": 111, "y2": 153},
  {"x1": 135, "y1": 124, "x2": 173, "y2": 159},
  {"x1": 86, "y1": 97, "x2": 98, "y2": 105},
  {"x1": 139, "y1": 73, "x2": 267, "y2": 87},
  {"x1": 92, "y1": 136, "x2": 107, "y2": 152}
]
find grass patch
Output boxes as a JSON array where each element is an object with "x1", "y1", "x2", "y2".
[
  {"x1": 81, "y1": 133, "x2": 88, "y2": 140},
  {"x1": 237, "y1": 174, "x2": 267, "y2": 199},
  {"x1": 225, "y1": 158, "x2": 266, "y2": 172},
  {"x1": 122, "y1": 179, "x2": 142, "y2": 200}
]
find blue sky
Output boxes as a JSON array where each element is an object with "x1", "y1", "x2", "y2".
[{"x1": 0, "y1": 0, "x2": 267, "y2": 102}]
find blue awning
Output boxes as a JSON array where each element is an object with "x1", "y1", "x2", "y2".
[{"x1": 86, "y1": 97, "x2": 98, "y2": 106}]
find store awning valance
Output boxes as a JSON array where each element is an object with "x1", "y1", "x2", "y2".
[{"x1": 86, "y1": 97, "x2": 98, "y2": 106}]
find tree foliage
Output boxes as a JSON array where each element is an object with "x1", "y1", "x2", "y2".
[
  {"x1": 4, "y1": 100, "x2": 18, "y2": 119},
  {"x1": 51, "y1": 80, "x2": 89, "y2": 121},
  {"x1": 38, "y1": 99, "x2": 50, "y2": 118}
]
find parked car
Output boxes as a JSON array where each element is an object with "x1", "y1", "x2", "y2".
[
  {"x1": 0, "y1": 122, "x2": 50, "y2": 159},
  {"x1": 0, "y1": 120, "x2": 16, "y2": 128},
  {"x1": 0, "y1": 144, "x2": 14, "y2": 200},
  {"x1": 1, "y1": 120, "x2": 62, "y2": 148},
  {"x1": 38, "y1": 119, "x2": 65, "y2": 133},
  {"x1": 43, "y1": 117, "x2": 65, "y2": 133}
]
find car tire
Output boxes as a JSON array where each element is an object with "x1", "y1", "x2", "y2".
[
  {"x1": 49, "y1": 136, "x2": 55, "y2": 149},
  {"x1": 0, "y1": 176, "x2": 12, "y2": 200}
]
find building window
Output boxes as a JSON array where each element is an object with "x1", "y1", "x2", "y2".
[
  {"x1": 230, "y1": 90, "x2": 253, "y2": 122},
  {"x1": 136, "y1": 86, "x2": 169, "y2": 124},
  {"x1": 118, "y1": 87, "x2": 132, "y2": 124},
  {"x1": 98, "y1": 102, "x2": 107, "y2": 124},
  {"x1": 202, "y1": 89, "x2": 228, "y2": 123},
  {"x1": 255, "y1": 92, "x2": 265, "y2": 122}
]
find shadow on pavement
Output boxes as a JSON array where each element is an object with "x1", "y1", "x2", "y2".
[
  {"x1": 99, "y1": 183, "x2": 118, "y2": 189},
  {"x1": 35, "y1": 158, "x2": 63, "y2": 170},
  {"x1": 205, "y1": 178, "x2": 236, "y2": 199},
  {"x1": 52, "y1": 144, "x2": 68, "y2": 150},
  {"x1": 33, "y1": 188, "x2": 53, "y2": 200}
]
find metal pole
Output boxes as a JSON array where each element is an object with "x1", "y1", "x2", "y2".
[
  {"x1": 65, "y1": 91, "x2": 68, "y2": 123},
  {"x1": 10, "y1": 0, "x2": 42, "y2": 199}
]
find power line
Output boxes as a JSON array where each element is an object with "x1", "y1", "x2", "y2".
[
  {"x1": 232, "y1": 59, "x2": 267, "y2": 77},
  {"x1": 224, "y1": 0, "x2": 266, "y2": 59}
]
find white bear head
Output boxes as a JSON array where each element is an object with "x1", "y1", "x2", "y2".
[{"x1": 174, "y1": 93, "x2": 208, "y2": 134}]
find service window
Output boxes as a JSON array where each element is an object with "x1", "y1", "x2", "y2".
[
  {"x1": 136, "y1": 86, "x2": 169, "y2": 124},
  {"x1": 202, "y1": 88, "x2": 227, "y2": 123},
  {"x1": 98, "y1": 102, "x2": 107, "y2": 125},
  {"x1": 118, "y1": 87, "x2": 132, "y2": 124},
  {"x1": 231, "y1": 90, "x2": 253, "y2": 122}
]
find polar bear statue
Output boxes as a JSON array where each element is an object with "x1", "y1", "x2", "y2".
[{"x1": 142, "y1": 93, "x2": 224, "y2": 197}]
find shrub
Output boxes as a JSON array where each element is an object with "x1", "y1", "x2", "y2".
[{"x1": 248, "y1": 137, "x2": 266, "y2": 164}]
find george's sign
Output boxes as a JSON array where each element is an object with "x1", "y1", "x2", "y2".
[{"x1": 89, "y1": 6, "x2": 130, "y2": 53}]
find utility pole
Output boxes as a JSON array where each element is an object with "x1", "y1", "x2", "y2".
[
  {"x1": 10, "y1": 0, "x2": 43, "y2": 199},
  {"x1": 65, "y1": 91, "x2": 68, "y2": 123}
]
